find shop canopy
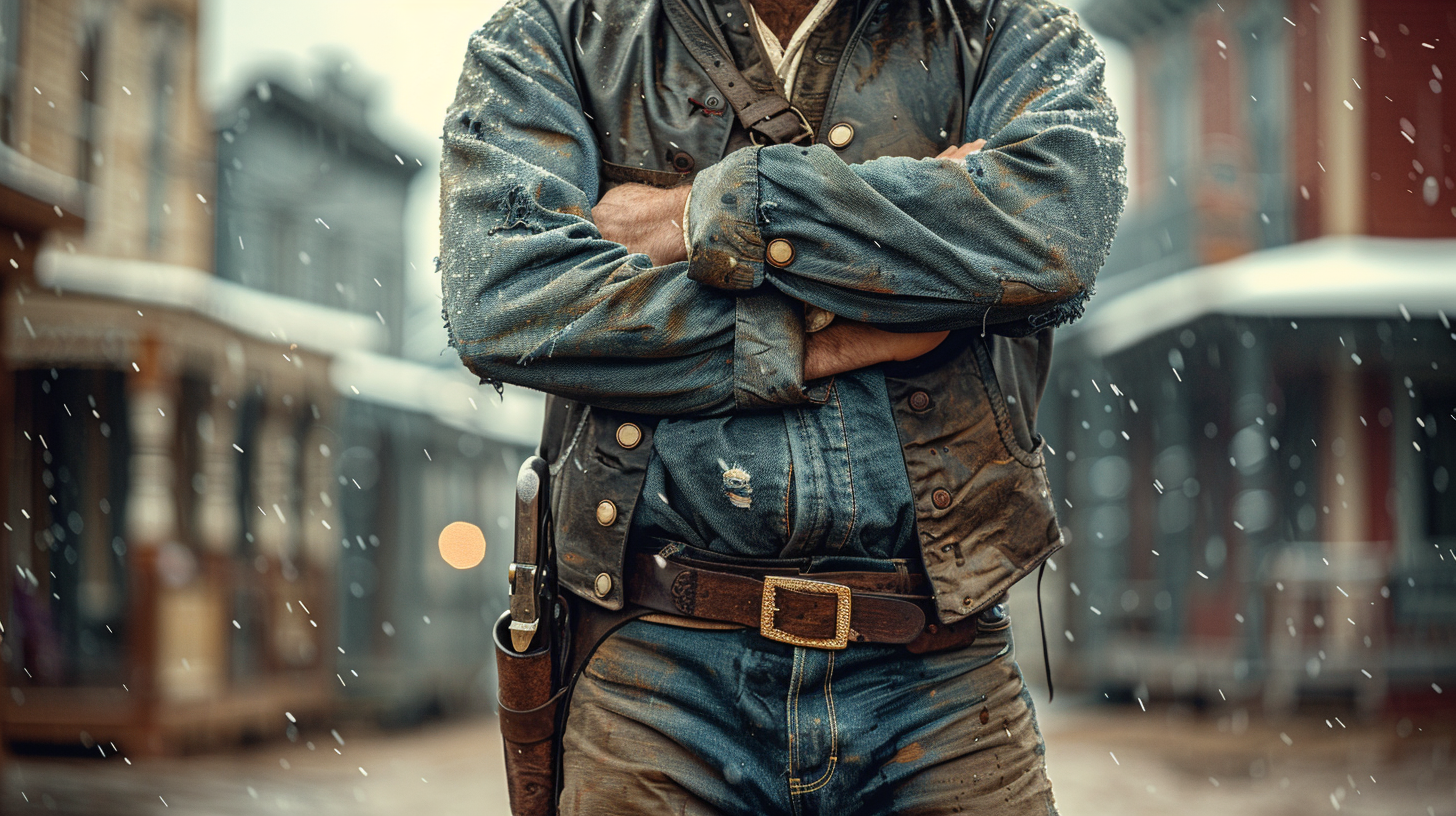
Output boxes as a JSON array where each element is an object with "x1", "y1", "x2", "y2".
[{"x1": 1069, "y1": 236, "x2": 1456, "y2": 357}]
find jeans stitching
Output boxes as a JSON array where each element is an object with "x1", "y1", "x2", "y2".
[
  {"x1": 790, "y1": 651, "x2": 839, "y2": 794},
  {"x1": 787, "y1": 407, "x2": 827, "y2": 551},
  {"x1": 788, "y1": 647, "x2": 804, "y2": 786},
  {"x1": 829, "y1": 382, "x2": 858, "y2": 551}
]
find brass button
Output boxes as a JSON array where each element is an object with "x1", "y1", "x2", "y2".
[
  {"x1": 765, "y1": 238, "x2": 795, "y2": 267},
  {"x1": 595, "y1": 500, "x2": 618, "y2": 526},
  {"x1": 594, "y1": 572, "x2": 614, "y2": 598},
  {"x1": 932, "y1": 488, "x2": 952, "y2": 509},
  {"x1": 669, "y1": 149, "x2": 695, "y2": 173},
  {"x1": 909, "y1": 390, "x2": 931, "y2": 411},
  {"x1": 615, "y1": 422, "x2": 642, "y2": 449},
  {"x1": 826, "y1": 122, "x2": 855, "y2": 149}
]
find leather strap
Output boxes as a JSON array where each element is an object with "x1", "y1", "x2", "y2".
[
  {"x1": 662, "y1": 0, "x2": 813, "y2": 145},
  {"x1": 625, "y1": 553, "x2": 976, "y2": 650},
  {"x1": 499, "y1": 687, "x2": 566, "y2": 745}
]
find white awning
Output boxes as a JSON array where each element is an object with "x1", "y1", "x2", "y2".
[
  {"x1": 1068, "y1": 236, "x2": 1456, "y2": 356},
  {"x1": 36, "y1": 250, "x2": 386, "y2": 355},
  {"x1": 34, "y1": 250, "x2": 541, "y2": 445},
  {"x1": 330, "y1": 350, "x2": 544, "y2": 447}
]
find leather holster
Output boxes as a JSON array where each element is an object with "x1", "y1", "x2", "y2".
[{"x1": 493, "y1": 608, "x2": 563, "y2": 816}]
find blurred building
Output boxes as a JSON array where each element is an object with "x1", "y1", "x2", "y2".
[
  {"x1": 213, "y1": 72, "x2": 538, "y2": 723},
  {"x1": 1, "y1": 0, "x2": 343, "y2": 755},
  {"x1": 0, "y1": 0, "x2": 535, "y2": 757},
  {"x1": 1046, "y1": 0, "x2": 1456, "y2": 713}
]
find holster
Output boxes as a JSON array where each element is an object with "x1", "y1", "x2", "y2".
[
  {"x1": 494, "y1": 593, "x2": 649, "y2": 816},
  {"x1": 493, "y1": 606, "x2": 563, "y2": 816}
]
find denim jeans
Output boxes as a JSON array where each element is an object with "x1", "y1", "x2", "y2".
[{"x1": 559, "y1": 605, "x2": 1057, "y2": 815}]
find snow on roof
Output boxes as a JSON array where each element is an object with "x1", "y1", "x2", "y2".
[
  {"x1": 36, "y1": 249, "x2": 542, "y2": 446},
  {"x1": 330, "y1": 350, "x2": 544, "y2": 447},
  {"x1": 37, "y1": 250, "x2": 385, "y2": 355},
  {"x1": 1068, "y1": 236, "x2": 1456, "y2": 357}
]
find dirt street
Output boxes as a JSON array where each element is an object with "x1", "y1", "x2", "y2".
[{"x1": 3, "y1": 698, "x2": 1452, "y2": 815}]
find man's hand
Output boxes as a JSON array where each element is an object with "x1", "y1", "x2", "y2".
[
  {"x1": 806, "y1": 321, "x2": 950, "y2": 380},
  {"x1": 593, "y1": 183, "x2": 692, "y2": 266}
]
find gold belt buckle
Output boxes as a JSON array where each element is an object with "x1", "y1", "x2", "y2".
[{"x1": 760, "y1": 576, "x2": 852, "y2": 650}]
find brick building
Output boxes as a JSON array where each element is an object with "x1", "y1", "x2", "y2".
[{"x1": 1044, "y1": 0, "x2": 1456, "y2": 711}]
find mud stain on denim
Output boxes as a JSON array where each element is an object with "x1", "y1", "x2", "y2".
[{"x1": 888, "y1": 741, "x2": 924, "y2": 764}]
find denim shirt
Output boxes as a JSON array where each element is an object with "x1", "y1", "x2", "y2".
[{"x1": 440, "y1": 0, "x2": 1125, "y2": 565}]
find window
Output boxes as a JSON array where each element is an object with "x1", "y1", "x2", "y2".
[
  {"x1": 145, "y1": 13, "x2": 182, "y2": 253},
  {"x1": 9, "y1": 368, "x2": 130, "y2": 686},
  {"x1": 77, "y1": 19, "x2": 103, "y2": 185},
  {"x1": 1418, "y1": 382, "x2": 1456, "y2": 541},
  {"x1": 0, "y1": 0, "x2": 22, "y2": 147}
]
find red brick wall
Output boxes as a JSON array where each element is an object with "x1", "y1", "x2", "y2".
[
  {"x1": 1193, "y1": 10, "x2": 1256, "y2": 264},
  {"x1": 1363, "y1": 0, "x2": 1456, "y2": 237}
]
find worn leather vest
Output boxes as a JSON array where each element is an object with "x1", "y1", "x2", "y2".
[{"x1": 537, "y1": 0, "x2": 1062, "y2": 626}]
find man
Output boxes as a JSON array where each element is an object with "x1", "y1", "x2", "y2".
[{"x1": 441, "y1": 0, "x2": 1125, "y2": 811}]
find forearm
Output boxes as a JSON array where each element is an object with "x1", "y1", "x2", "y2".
[
  {"x1": 804, "y1": 322, "x2": 950, "y2": 380},
  {"x1": 594, "y1": 183, "x2": 692, "y2": 266}
]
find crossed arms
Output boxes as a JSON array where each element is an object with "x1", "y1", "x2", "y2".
[
  {"x1": 439, "y1": 0, "x2": 1126, "y2": 416},
  {"x1": 593, "y1": 141, "x2": 985, "y2": 380}
]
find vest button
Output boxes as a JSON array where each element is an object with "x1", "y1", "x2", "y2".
[
  {"x1": 595, "y1": 500, "x2": 618, "y2": 526},
  {"x1": 704, "y1": 95, "x2": 723, "y2": 111},
  {"x1": 593, "y1": 572, "x2": 614, "y2": 598},
  {"x1": 826, "y1": 122, "x2": 855, "y2": 149},
  {"x1": 766, "y1": 238, "x2": 796, "y2": 267},
  {"x1": 615, "y1": 422, "x2": 643, "y2": 449},
  {"x1": 932, "y1": 488, "x2": 952, "y2": 509},
  {"x1": 669, "y1": 149, "x2": 695, "y2": 173},
  {"x1": 909, "y1": 390, "x2": 931, "y2": 411}
]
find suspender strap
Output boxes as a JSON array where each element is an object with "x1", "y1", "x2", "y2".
[{"x1": 662, "y1": 0, "x2": 814, "y2": 145}]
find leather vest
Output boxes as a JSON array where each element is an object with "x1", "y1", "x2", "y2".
[{"x1": 537, "y1": 0, "x2": 1062, "y2": 626}]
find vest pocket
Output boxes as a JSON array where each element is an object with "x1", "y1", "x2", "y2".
[{"x1": 972, "y1": 337, "x2": 1044, "y2": 466}]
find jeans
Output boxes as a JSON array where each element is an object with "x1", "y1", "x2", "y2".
[{"x1": 559, "y1": 605, "x2": 1057, "y2": 815}]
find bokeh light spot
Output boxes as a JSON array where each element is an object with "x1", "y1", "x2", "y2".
[{"x1": 437, "y1": 521, "x2": 486, "y2": 570}]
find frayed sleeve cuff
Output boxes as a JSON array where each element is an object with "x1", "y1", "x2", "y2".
[
  {"x1": 732, "y1": 291, "x2": 831, "y2": 409},
  {"x1": 686, "y1": 147, "x2": 765, "y2": 291}
]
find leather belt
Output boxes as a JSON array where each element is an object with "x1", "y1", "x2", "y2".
[{"x1": 625, "y1": 554, "x2": 977, "y2": 652}]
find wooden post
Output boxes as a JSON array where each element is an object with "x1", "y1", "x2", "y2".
[{"x1": 123, "y1": 334, "x2": 176, "y2": 755}]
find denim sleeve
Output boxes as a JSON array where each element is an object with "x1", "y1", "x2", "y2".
[
  {"x1": 439, "y1": 0, "x2": 822, "y2": 415},
  {"x1": 685, "y1": 0, "x2": 1128, "y2": 333}
]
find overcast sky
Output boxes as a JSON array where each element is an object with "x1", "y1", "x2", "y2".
[{"x1": 198, "y1": 0, "x2": 1133, "y2": 362}]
